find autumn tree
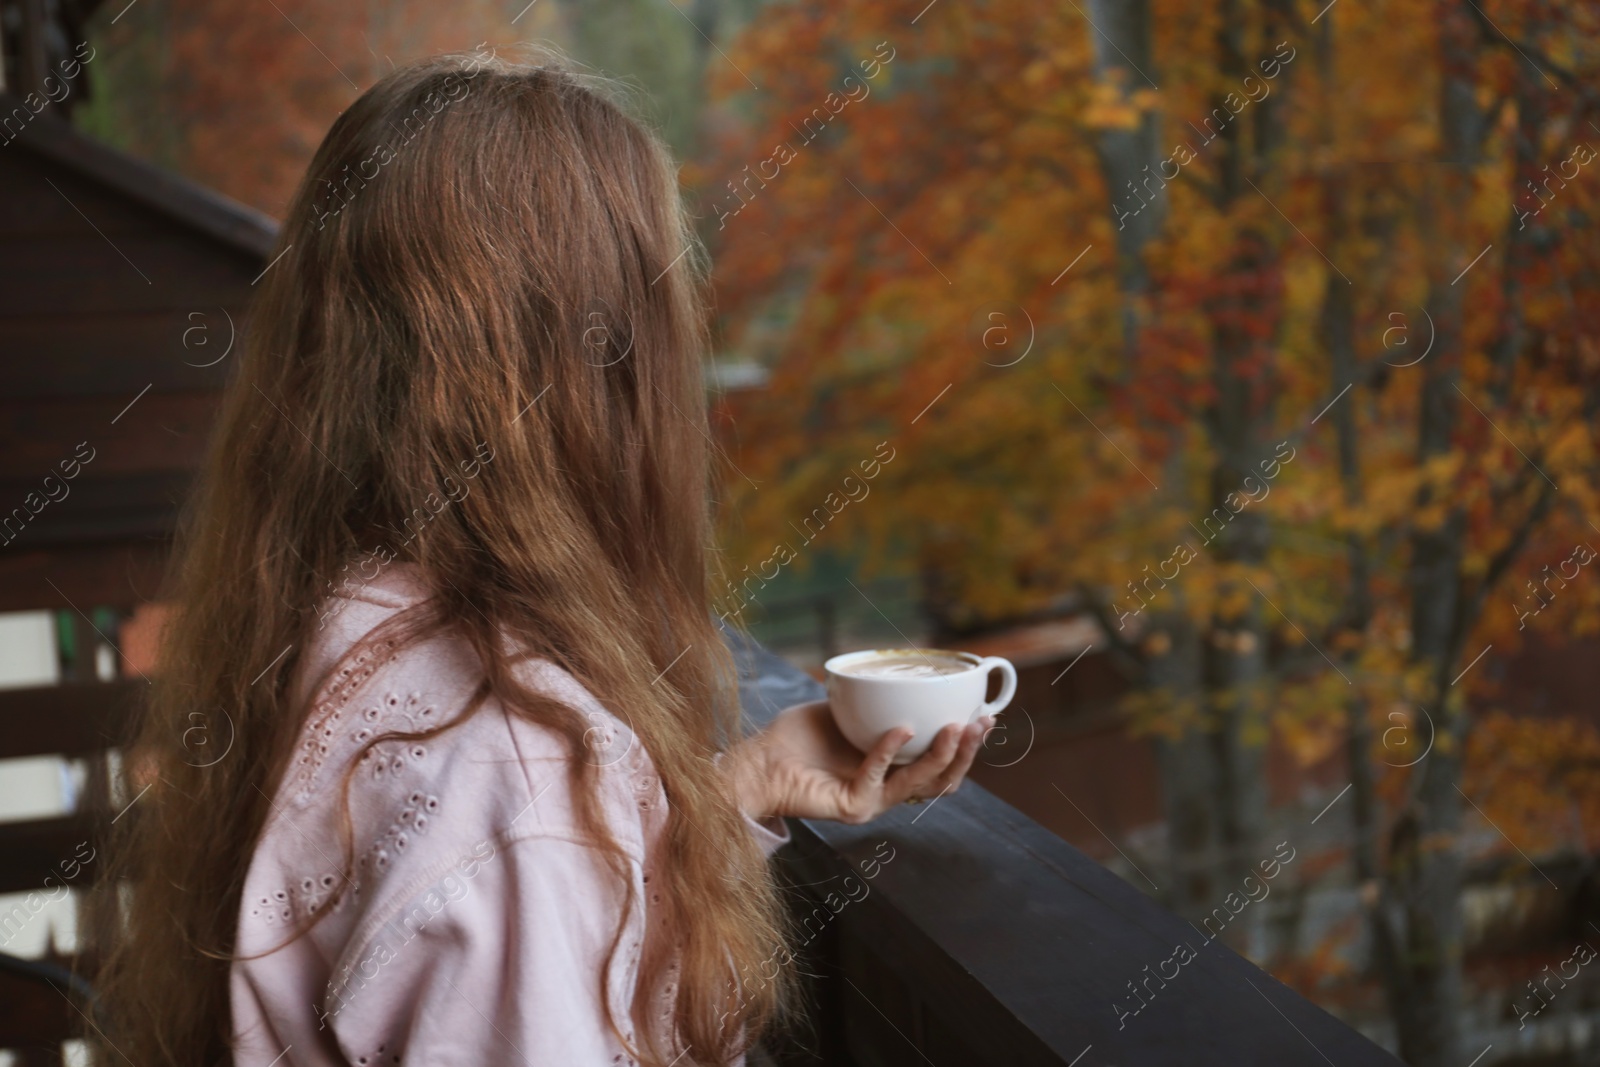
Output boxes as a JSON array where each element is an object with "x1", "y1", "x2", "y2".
[
  {"x1": 701, "y1": 1, "x2": 1600, "y2": 1063},
  {"x1": 79, "y1": 0, "x2": 724, "y2": 214}
]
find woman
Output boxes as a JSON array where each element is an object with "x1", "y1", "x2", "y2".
[{"x1": 92, "y1": 51, "x2": 989, "y2": 1067}]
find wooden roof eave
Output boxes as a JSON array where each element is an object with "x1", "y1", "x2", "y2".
[{"x1": 1, "y1": 90, "x2": 280, "y2": 260}]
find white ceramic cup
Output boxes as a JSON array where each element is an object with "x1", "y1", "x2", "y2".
[{"x1": 823, "y1": 648, "x2": 1018, "y2": 765}]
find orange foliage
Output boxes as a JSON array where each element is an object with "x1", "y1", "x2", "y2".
[
  {"x1": 90, "y1": 0, "x2": 549, "y2": 214},
  {"x1": 703, "y1": 0, "x2": 1600, "y2": 886},
  {"x1": 1466, "y1": 710, "x2": 1600, "y2": 856}
]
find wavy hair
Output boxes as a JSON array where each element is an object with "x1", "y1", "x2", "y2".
[{"x1": 90, "y1": 49, "x2": 792, "y2": 1067}]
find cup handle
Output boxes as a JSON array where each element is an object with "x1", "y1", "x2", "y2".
[{"x1": 973, "y1": 657, "x2": 1017, "y2": 721}]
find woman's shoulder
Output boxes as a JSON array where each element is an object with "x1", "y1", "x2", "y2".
[
  {"x1": 242, "y1": 589, "x2": 664, "y2": 962},
  {"x1": 234, "y1": 614, "x2": 666, "y2": 1063},
  {"x1": 269, "y1": 561, "x2": 660, "y2": 881}
]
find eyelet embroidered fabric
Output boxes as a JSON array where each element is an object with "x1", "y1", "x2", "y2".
[
  {"x1": 290, "y1": 640, "x2": 396, "y2": 807},
  {"x1": 350, "y1": 1041, "x2": 400, "y2": 1066},
  {"x1": 283, "y1": 640, "x2": 450, "y2": 894}
]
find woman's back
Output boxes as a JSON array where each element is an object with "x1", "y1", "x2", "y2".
[{"x1": 231, "y1": 561, "x2": 786, "y2": 1065}]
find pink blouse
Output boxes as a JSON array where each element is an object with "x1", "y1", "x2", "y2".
[{"x1": 229, "y1": 562, "x2": 789, "y2": 1066}]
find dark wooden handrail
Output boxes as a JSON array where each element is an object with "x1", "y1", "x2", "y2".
[{"x1": 728, "y1": 628, "x2": 1402, "y2": 1067}]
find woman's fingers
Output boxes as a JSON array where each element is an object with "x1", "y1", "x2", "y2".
[
  {"x1": 837, "y1": 726, "x2": 916, "y2": 823},
  {"x1": 850, "y1": 726, "x2": 913, "y2": 798},
  {"x1": 889, "y1": 717, "x2": 993, "y2": 805},
  {"x1": 881, "y1": 723, "x2": 963, "y2": 806},
  {"x1": 925, "y1": 718, "x2": 989, "y2": 797},
  {"x1": 841, "y1": 718, "x2": 996, "y2": 823}
]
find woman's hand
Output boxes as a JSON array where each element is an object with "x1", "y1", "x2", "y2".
[{"x1": 722, "y1": 700, "x2": 992, "y2": 825}]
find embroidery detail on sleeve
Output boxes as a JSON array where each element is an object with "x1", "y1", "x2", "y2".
[
  {"x1": 284, "y1": 650, "x2": 450, "y2": 887},
  {"x1": 634, "y1": 770, "x2": 660, "y2": 813},
  {"x1": 354, "y1": 1041, "x2": 401, "y2": 1066},
  {"x1": 357, "y1": 791, "x2": 442, "y2": 881},
  {"x1": 252, "y1": 869, "x2": 350, "y2": 927},
  {"x1": 655, "y1": 955, "x2": 684, "y2": 1027},
  {"x1": 287, "y1": 870, "x2": 347, "y2": 918},
  {"x1": 290, "y1": 641, "x2": 395, "y2": 806},
  {"x1": 248, "y1": 889, "x2": 294, "y2": 926},
  {"x1": 353, "y1": 691, "x2": 436, "y2": 782},
  {"x1": 339, "y1": 693, "x2": 443, "y2": 884}
]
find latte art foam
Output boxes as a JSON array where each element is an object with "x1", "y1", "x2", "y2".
[{"x1": 838, "y1": 654, "x2": 971, "y2": 678}]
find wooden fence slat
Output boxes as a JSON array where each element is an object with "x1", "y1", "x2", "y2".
[
  {"x1": 0, "y1": 814, "x2": 102, "y2": 896},
  {"x1": 0, "y1": 680, "x2": 142, "y2": 761}
]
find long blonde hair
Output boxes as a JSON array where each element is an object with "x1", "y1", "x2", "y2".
[{"x1": 91, "y1": 49, "x2": 792, "y2": 1067}]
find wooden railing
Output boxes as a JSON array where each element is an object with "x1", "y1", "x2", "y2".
[
  {"x1": 0, "y1": 679, "x2": 133, "y2": 1064},
  {"x1": 729, "y1": 630, "x2": 1403, "y2": 1067}
]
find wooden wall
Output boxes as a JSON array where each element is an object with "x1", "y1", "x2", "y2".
[
  {"x1": 0, "y1": 110, "x2": 274, "y2": 1061},
  {"x1": 0, "y1": 104, "x2": 272, "y2": 613}
]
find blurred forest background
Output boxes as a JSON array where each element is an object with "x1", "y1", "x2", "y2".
[{"x1": 61, "y1": 0, "x2": 1600, "y2": 1063}]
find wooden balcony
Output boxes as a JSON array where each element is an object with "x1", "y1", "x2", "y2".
[{"x1": 0, "y1": 68, "x2": 1399, "y2": 1067}]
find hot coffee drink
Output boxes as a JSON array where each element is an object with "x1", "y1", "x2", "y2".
[
  {"x1": 835, "y1": 653, "x2": 971, "y2": 679},
  {"x1": 823, "y1": 647, "x2": 1017, "y2": 764}
]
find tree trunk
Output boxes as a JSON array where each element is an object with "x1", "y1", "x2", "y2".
[
  {"x1": 1081, "y1": 0, "x2": 1222, "y2": 926},
  {"x1": 1084, "y1": 0, "x2": 1163, "y2": 360},
  {"x1": 1081, "y1": 1, "x2": 1285, "y2": 951},
  {"x1": 1386, "y1": 7, "x2": 1487, "y2": 1063},
  {"x1": 1321, "y1": 175, "x2": 1416, "y2": 1047},
  {"x1": 1190, "y1": 0, "x2": 1283, "y2": 960}
]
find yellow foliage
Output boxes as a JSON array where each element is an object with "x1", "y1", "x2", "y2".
[
  {"x1": 1129, "y1": 88, "x2": 1162, "y2": 112},
  {"x1": 706, "y1": 0, "x2": 1600, "y2": 911},
  {"x1": 1083, "y1": 79, "x2": 1144, "y2": 130},
  {"x1": 1124, "y1": 689, "x2": 1208, "y2": 740}
]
